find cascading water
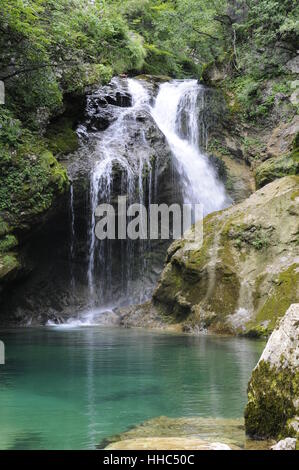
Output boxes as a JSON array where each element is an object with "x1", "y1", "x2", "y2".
[
  {"x1": 151, "y1": 80, "x2": 229, "y2": 213},
  {"x1": 86, "y1": 79, "x2": 154, "y2": 308},
  {"x1": 69, "y1": 183, "x2": 75, "y2": 292},
  {"x1": 63, "y1": 77, "x2": 230, "y2": 324}
]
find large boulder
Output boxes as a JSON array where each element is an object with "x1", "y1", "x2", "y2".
[
  {"x1": 245, "y1": 304, "x2": 299, "y2": 440},
  {"x1": 255, "y1": 124, "x2": 299, "y2": 189},
  {"x1": 255, "y1": 153, "x2": 299, "y2": 189},
  {"x1": 153, "y1": 176, "x2": 299, "y2": 336}
]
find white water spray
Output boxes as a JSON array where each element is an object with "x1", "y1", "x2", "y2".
[{"x1": 151, "y1": 80, "x2": 229, "y2": 213}]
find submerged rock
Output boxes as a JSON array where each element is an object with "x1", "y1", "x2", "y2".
[
  {"x1": 153, "y1": 176, "x2": 299, "y2": 336},
  {"x1": 245, "y1": 304, "x2": 299, "y2": 440},
  {"x1": 105, "y1": 437, "x2": 232, "y2": 450},
  {"x1": 100, "y1": 416, "x2": 245, "y2": 450}
]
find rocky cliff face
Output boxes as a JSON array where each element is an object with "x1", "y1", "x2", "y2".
[
  {"x1": 203, "y1": 60, "x2": 299, "y2": 198},
  {"x1": 0, "y1": 151, "x2": 69, "y2": 303},
  {"x1": 153, "y1": 176, "x2": 299, "y2": 336},
  {"x1": 245, "y1": 304, "x2": 299, "y2": 440},
  {"x1": 0, "y1": 89, "x2": 86, "y2": 315}
]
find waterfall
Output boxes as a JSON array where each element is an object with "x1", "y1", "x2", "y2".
[
  {"x1": 66, "y1": 77, "x2": 230, "y2": 320},
  {"x1": 86, "y1": 79, "x2": 152, "y2": 306},
  {"x1": 69, "y1": 183, "x2": 75, "y2": 293},
  {"x1": 151, "y1": 80, "x2": 229, "y2": 213}
]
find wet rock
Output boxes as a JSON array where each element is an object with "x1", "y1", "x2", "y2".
[
  {"x1": 84, "y1": 77, "x2": 132, "y2": 132},
  {"x1": 245, "y1": 304, "x2": 299, "y2": 440},
  {"x1": 116, "y1": 301, "x2": 181, "y2": 331}
]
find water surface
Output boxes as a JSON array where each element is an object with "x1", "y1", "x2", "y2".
[{"x1": 0, "y1": 327, "x2": 264, "y2": 449}]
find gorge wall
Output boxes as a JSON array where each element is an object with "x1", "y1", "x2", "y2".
[{"x1": 0, "y1": 77, "x2": 229, "y2": 324}]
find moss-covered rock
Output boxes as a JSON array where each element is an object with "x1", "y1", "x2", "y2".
[
  {"x1": 0, "y1": 148, "x2": 69, "y2": 228},
  {"x1": 0, "y1": 140, "x2": 69, "y2": 289},
  {"x1": 255, "y1": 130, "x2": 299, "y2": 189},
  {"x1": 246, "y1": 265, "x2": 299, "y2": 336},
  {"x1": 255, "y1": 153, "x2": 299, "y2": 189},
  {"x1": 153, "y1": 176, "x2": 299, "y2": 336},
  {"x1": 45, "y1": 117, "x2": 79, "y2": 156},
  {"x1": 0, "y1": 253, "x2": 20, "y2": 282},
  {"x1": 245, "y1": 304, "x2": 299, "y2": 440}
]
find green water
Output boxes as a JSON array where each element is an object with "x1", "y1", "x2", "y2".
[{"x1": 0, "y1": 326, "x2": 264, "y2": 450}]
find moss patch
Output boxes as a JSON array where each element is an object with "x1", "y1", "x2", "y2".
[
  {"x1": 224, "y1": 222, "x2": 272, "y2": 251},
  {"x1": 0, "y1": 253, "x2": 20, "y2": 280},
  {"x1": 0, "y1": 234, "x2": 18, "y2": 253},
  {"x1": 246, "y1": 265, "x2": 299, "y2": 336},
  {"x1": 0, "y1": 146, "x2": 69, "y2": 225},
  {"x1": 245, "y1": 360, "x2": 299, "y2": 439},
  {"x1": 45, "y1": 117, "x2": 79, "y2": 156},
  {"x1": 255, "y1": 153, "x2": 299, "y2": 189}
]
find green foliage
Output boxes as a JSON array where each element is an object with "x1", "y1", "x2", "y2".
[
  {"x1": 0, "y1": 0, "x2": 147, "y2": 124},
  {"x1": 236, "y1": 0, "x2": 298, "y2": 78},
  {"x1": 0, "y1": 109, "x2": 23, "y2": 149},
  {"x1": 122, "y1": 0, "x2": 227, "y2": 77},
  {"x1": 226, "y1": 223, "x2": 271, "y2": 251},
  {"x1": 0, "y1": 235, "x2": 18, "y2": 253}
]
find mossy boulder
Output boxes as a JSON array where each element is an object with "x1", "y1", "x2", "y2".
[
  {"x1": 255, "y1": 153, "x2": 299, "y2": 189},
  {"x1": 153, "y1": 176, "x2": 299, "y2": 336},
  {"x1": 255, "y1": 130, "x2": 299, "y2": 189},
  {"x1": 245, "y1": 304, "x2": 299, "y2": 440}
]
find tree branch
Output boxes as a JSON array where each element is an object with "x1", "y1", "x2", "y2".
[{"x1": 170, "y1": 12, "x2": 220, "y2": 41}]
